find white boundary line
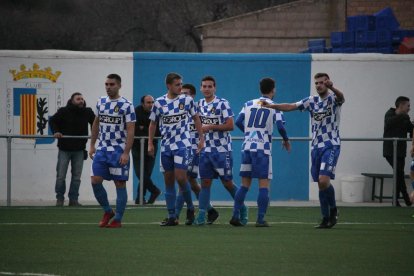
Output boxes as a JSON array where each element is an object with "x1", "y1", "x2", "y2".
[{"x1": 0, "y1": 272, "x2": 61, "y2": 276}]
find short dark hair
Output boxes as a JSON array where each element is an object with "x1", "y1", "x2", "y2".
[
  {"x1": 314, "y1": 72, "x2": 330, "y2": 79},
  {"x1": 67, "y1": 92, "x2": 85, "y2": 107},
  {"x1": 201, "y1": 75, "x2": 216, "y2": 87},
  {"x1": 140, "y1": 95, "x2": 149, "y2": 104},
  {"x1": 260, "y1": 78, "x2": 275, "y2": 94},
  {"x1": 165, "y1": 72, "x2": 182, "y2": 85},
  {"x1": 107, "y1": 73, "x2": 122, "y2": 83},
  {"x1": 182, "y1": 84, "x2": 196, "y2": 95},
  {"x1": 395, "y1": 96, "x2": 410, "y2": 107}
]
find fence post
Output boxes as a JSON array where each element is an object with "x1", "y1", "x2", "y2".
[
  {"x1": 139, "y1": 137, "x2": 145, "y2": 206},
  {"x1": 392, "y1": 139, "x2": 398, "y2": 207},
  {"x1": 7, "y1": 136, "x2": 12, "y2": 207}
]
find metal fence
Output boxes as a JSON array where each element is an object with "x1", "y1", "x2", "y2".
[{"x1": 0, "y1": 135, "x2": 409, "y2": 207}]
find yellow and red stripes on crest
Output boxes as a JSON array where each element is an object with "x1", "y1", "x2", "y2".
[{"x1": 20, "y1": 94, "x2": 37, "y2": 135}]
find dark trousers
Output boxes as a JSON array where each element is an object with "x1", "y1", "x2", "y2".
[
  {"x1": 385, "y1": 156, "x2": 409, "y2": 199},
  {"x1": 132, "y1": 144, "x2": 159, "y2": 199}
]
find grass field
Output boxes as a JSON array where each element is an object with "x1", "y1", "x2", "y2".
[{"x1": 1, "y1": 205, "x2": 413, "y2": 276}]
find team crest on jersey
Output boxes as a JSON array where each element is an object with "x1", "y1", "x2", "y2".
[
  {"x1": 179, "y1": 103, "x2": 184, "y2": 110},
  {"x1": 114, "y1": 105, "x2": 120, "y2": 113},
  {"x1": 210, "y1": 107, "x2": 216, "y2": 114}
]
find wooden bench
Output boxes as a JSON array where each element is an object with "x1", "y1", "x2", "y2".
[{"x1": 361, "y1": 173, "x2": 410, "y2": 203}]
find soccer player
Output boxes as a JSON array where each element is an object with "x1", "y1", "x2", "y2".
[
  {"x1": 262, "y1": 73, "x2": 344, "y2": 229},
  {"x1": 173, "y1": 84, "x2": 219, "y2": 224},
  {"x1": 195, "y1": 75, "x2": 248, "y2": 226},
  {"x1": 148, "y1": 73, "x2": 204, "y2": 226},
  {"x1": 89, "y1": 74, "x2": 136, "y2": 228},
  {"x1": 230, "y1": 77, "x2": 291, "y2": 227}
]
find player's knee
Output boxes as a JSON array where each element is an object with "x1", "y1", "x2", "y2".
[{"x1": 318, "y1": 178, "x2": 330, "y2": 190}]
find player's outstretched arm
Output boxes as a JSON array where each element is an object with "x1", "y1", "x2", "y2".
[{"x1": 261, "y1": 101, "x2": 298, "y2": 112}]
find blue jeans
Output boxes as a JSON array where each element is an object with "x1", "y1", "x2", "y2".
[{"x1": 55, "y1": 149, "x2": 84, "y2": 201}]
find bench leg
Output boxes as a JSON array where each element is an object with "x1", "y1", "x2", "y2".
[
  {"x1": 371, "y1": 178, "x2": 376, "y2": 201},
  {"x1": 379, "y1": 178, "x2": 384, "y2": 203}
]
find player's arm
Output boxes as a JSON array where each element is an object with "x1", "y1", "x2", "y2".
[
  {"x1": 148, "y1": 120, "x2": 157, "y2": 157},
  {"x1": 235, "y1": 113, "x2": 245, "y2": 132},
  {"x1": 203, "y1": 117, "x2": 234, "y2": 132},
  {"x1": 89, "y1": 117, "x2": 99, "y2": 159},
  {"x1": 119, "y1": 122, "x2": 135, "y2": 165},
  {"x1": 192, "y1": 114, "x2": 205, "y2": 153},
  {"x1": 261, "y1": 101, "x2": 298, "y2": 112},
  {"x1": 276, "y1": 120, "x2": 291, "y2": 153},
  {"x1": 325, "y1": 79, "x2": 345, "y2": 104}
]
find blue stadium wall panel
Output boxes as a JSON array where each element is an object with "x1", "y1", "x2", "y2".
[{"x1": 133, "y1": 52, "x2": 311, "y2": 201}]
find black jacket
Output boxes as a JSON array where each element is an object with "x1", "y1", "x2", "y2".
[
  {"x1": 383, "y1": 107, "x2": 413, "y2": 157},
  {"x1": 49, "y1": 101, "x2": 95, "y2": 151},
  {"x1": 133, "y1": 105, "x2": 160, "y2": 149}
]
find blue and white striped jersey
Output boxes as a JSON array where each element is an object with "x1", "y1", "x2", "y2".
[
  {"x1": 296, "y1": 92, "x2": 343, "y2": 149},
  {"x1": 95, "y1": 96, "x2": 136, "y2": 151},
  {"x1": 198, "y1": 96, "x2": 233, "y2": 153},
  {"x1": 150, "y1": 94, "x2": 197, "y2": 151}
]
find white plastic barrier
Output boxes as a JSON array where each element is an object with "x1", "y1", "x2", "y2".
[{"x1": 341, "y1": 176, "x2": 366, "y2": 203}]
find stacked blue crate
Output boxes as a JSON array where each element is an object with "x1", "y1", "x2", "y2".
[{"x1": 307, "y1": 39, "x2": 328, "y2": 53}]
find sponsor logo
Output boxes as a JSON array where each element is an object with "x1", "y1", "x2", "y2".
[
  {"x1": 200, "y1": 116, "x2": 219, "y2": 125},
  {"x1": 313, "y1": 107, "x2": 332, "y2": 121},
  {"x1": 162, "y1": 113, "x2": 186, "y2": 124},
  {"x1": 189, "y1": 123, "x2": 196, "y2": 131},
  {"x1": 100, "y1": 115, "x2": 122, "y2": 124}
]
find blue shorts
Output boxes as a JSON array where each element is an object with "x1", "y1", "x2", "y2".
[
  {"x1": 187, "y1": 149, "x2": 199, "y2": 178},
  {"x1": 240, "y1": 151, "x2": 272, "y2": 179},
  {"x1": 199, "y1": 151, "x2": 233, "y2": 181},
  {"x1": 311, "y1": 146, "x2": 340, "y2": 182},
  {"x1": 91, "y1": 149, "x2": 130, "y2": 181},
  {"x1": 160, "y1": 147, "x2": 190, "y2": 172}
]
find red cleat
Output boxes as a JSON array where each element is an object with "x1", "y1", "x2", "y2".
[
  {"x1": 106, "y1": 219, "x2": 122, "y2": 228},
  {"x1": 99, "y1": 211, "x2": 115, "y2": 228}
]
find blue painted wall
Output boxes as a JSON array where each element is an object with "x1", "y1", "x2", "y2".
[{"x1": 132, "y1": 52, "x2": 311, "y2": 201}]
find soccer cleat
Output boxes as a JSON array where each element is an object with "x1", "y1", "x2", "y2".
[
  {"x1": 193, "y1": 214, "x2": 206, "y2": 226},
  {"x1": 255, "y1": 221, "x2": 270, "y2": 227},
  {"x1": 207, "y1": 208, "x2": 219, "y2": 225},
  {"x1": 314, "y1": 217, "x2": 330, "y2": 229},
  {"x1": 329, "y1": 208, "x2": 339, "y2": 228},
  {"x1": 160, "y1": 217, "x2": 178, "y2": 226},
  {"x1": 147, "y1": 189, "x2": 161, "y2": 204},
  {"x1": 99, "y1": 211, "x2": 115, "y2": 228},
  {"x1": 229, "y1": 217, "x2": 244, "y2": 227},
  {"x1": 185, "y1": 209, "x2": 195, "y2": 225},
  {"x1": 240, "y1": 205, "x2": 249, "y2": 225},
  {"x1": 106, "y1": 220, "x2": 122, "y2": 228}
]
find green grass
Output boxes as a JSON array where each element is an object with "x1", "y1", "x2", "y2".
[{"x1": 0, "y1": 206, "x2": 413, "y2": 275}]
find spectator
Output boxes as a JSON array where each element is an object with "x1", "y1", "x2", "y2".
[{"x1": 49, "y1": 92, "x2": 95, "y2": 207}]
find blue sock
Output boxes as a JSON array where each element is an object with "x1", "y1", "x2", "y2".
[
  {"x1": 175, "y1": 191, "x2": 185, "y2": 218},
  {"x1": 181, "y1": 182, "x2": 194, "y2": 211},
  {"x1": 114, "y1": 187, "x2": 127, "y2": 221},
  {"x1": 257, "y1": 188, "x2": 269, "y2": 223},
  {"x1": 165, "y1": 185, "x2": 176, "y2": 219},
  {"x1": 233, "y1": 186, "x2": 248, "y2": 218},
  {"x1": 226, "y1": 183, "x2": 238, "y2": 199},
  {"x1": 92, "y1": 183, "x2": 112, "y2": 213},
  {"x1": 196, "y1": 191, "x2": 213, "y2": 210},
  {"x1": 319, "y1": 189, "x2": 329, "y2": 219},
  {"x1": 199, "y1": 186, "x2": 210, "y2": 213},
  {"x1": 326, "y1": 184, "x2": 336, "y2": 208}
]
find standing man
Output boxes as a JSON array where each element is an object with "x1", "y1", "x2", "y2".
[
  {"x1": 230, "y1": 78, "x2": 291, "y2": 227},
  {"x1": 173, "y1": 84, "x2": 219, "y2": 224},
  {"x1": 262, "y1": 73, "x2": 344, "y2": 229},
  {"x1": 89, "y1": 74, "x2": 136, "y2": 228},
  {"x1": 50, "y1": 92, "x2": 95, "y2": 207},
  {"x1": 148, "y1": 72, "x2": 204, "y2": 226},
  {"x1": 195, "y1": 75, "x2": 248, "y2": 226},
  {"x1": 383, "y1": 96, "x2": 413, "y2": 206},
  {"x1": 132, "y1": 95, "x2": 161, "y2": 205}
]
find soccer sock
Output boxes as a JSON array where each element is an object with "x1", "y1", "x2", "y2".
[
  {"x1": 257, "y1": 188, "x2": 269, "y2": 223},
  {"x1": 114, "y1": 187, "x2": 127, "y2": 221},
  {"x1": 165, "y1": 185, "x2": 177, "y2": 219},
  {"x1": 319, "y1": 189, "x2": 329, "y2": 219},
  {"x1": 226, "y1": 183, "x2": 238, "y2": 199},
  {"x1": 181, "y1": 182, "x2": 194, "y2": 211},
  {"x1": 92, "y1": 183, "x2": 112, "y2": 213},
  {"x1": 175, "y1": 191, "x2": 184, "y2": 218},
  {"x1": 326, "y1": 184, "x2": 337, "y2": 208},
  {"x1": 199, "y1": 186, "x2": 210, "y2": 215},
  {"x1": 233, "y1": 186, "x2": 248, "y2": 218}
]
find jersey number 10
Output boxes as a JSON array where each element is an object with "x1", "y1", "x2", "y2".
[{"x1": 247, "y1": 108, "x2": 270, "y2": 128}]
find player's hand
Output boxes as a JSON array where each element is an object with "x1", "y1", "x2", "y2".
[
  {"x1": 202, "y1": 125, "x2": 212, "y2": 133},
  {"x1": 119, "y1": 153, "x2": 129, "y2": 166},
  {"x1": 148, "y1": 143, "x2": 154, "y2": 157},
  {"x1": 282, "y1": 140, "x2": 291, "y2": 153},
  {"x1": 260, "y1": 100, "x2": 270, "y2": 107},
  {"x1": 324, "y1": 79, "x2": 333, "y2": 89},
  {"x1": 53, "y1": 132, "x2": 63, "y2": 138},
  {"x1": 89, "y1": 146, "x2": 96, "y2": 160}
]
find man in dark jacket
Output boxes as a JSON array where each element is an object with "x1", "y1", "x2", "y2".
[
  {"x1": 383, "y1": 96, "x2": 414, "y2": 206},
  {"x1": 50, "y1": 92, "x2": 95, "y2": 206},
  {"x1": 132, "y1": 95, "x2": 161, "y2": 204}
]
